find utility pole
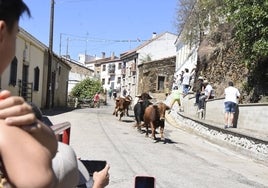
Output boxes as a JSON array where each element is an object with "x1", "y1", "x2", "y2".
[{"x1": 46, "y1": 0, "x2": 54, "y2": 108}]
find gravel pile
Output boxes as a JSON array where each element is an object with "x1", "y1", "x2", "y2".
[{"x1": 169, "y1": 110, "x2": 268, "y2": 159}]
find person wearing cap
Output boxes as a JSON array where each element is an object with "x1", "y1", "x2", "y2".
[
  {"x1": 224, "y1": 81, "x2": 240, "y2": 129},
  {"x1": 194, "y1": 76, "x2": 204, "y2": 106},
  {"x1": 198, "y1": 79, "x2": 215, "y2": 112}
]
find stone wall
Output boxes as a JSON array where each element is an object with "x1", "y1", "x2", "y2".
[{"x1": 137, "y1": 56, "x2": 176, "y2": 94}]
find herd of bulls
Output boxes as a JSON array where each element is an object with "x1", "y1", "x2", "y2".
[{"x1": 112, "y1": 93, "x2": 170, "y2": 140}]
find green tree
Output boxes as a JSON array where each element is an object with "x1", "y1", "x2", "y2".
[
  {"x1": 223, "y1": 0, "x2": 268, "y2": 65},
  {"x1": 71, "y1": 78, "x2": 102, "y2": 99}
]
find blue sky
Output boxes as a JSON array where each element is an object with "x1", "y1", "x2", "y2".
[{"x1": 20, "y1": 0, "x2": 178, "y2": 60}]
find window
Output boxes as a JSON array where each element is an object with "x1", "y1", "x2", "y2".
[
  {"x1": 102, "y1": 78, "x2": 105, "y2": 85},
  {"x1": 58, "y1": 66, "x2": 61, "y2": 75},
  {"x1": 118, "y1": 63, "x2": 122, "y2": 70},
  {"x1": 117, "y1": 77, "x2": 121, "y2": 84},
  {"x1": 108, "y1": 64, "x2": 115, "y2": 74},
  {"x1": 34, "y1": 67, "x2": 40, "y2": 91},
  {"x1": 9, "y1": 57, "x2": 18, "y2": 86},
  {"x1": 102, "y1": 65, "x2": 106, "y2": 71},
  {"x1": 132, "y1": 76, "x2": 136, "y2": 84}
]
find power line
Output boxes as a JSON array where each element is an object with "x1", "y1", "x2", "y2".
[{"x1": 59, "y1": 33, "x2": 148, "y2": 56}]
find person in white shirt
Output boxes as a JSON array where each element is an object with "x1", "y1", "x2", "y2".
[
  {"x1": 198, "y1": 79, "x2": 215, "y2": 112},
  {"x1": 182, "y1": 68, "x2": 191, "y2": 96},
  {"x1": 224, "y1": 81, "x2": 240, "y2": 129}
]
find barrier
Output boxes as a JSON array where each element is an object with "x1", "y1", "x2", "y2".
[
  {"x1": 51, "y1": 121, "x2": 71, "y2": 145},
  {"x1": 182, "y1": 94, "x2": 268, "y2": 133}
]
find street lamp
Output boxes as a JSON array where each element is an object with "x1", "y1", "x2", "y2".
[{"x1": 46, "y1": 0, "x2": 54, "y2": 108}]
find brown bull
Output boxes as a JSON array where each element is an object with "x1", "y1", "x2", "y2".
[
  {"x1": 143, "y1": 102, "x2": 170, "y2": 140},
  {"x1": 112, "y1": 96, "x2": 132, "y2": 121}
]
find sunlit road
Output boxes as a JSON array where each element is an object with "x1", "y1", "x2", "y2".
[{"x1": 47, "y1": 100, "x2": 268, "y2": 188}]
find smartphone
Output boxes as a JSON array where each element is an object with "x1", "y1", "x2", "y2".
[
  {"x1": 80, "y1": 160, "x2": 106, "y2": 176},
  {"x1": 134, "y1": 176, "x2": 155, "y2": 188}
]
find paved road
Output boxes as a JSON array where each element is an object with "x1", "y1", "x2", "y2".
[{"x1": 46, "y1": 100, "x2": 268, "y2": 188}]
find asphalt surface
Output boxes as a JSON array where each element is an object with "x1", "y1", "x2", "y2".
[{"x1": 43, "y1": 100, "x2": 268, "y2": 188}]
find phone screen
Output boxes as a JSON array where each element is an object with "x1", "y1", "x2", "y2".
[
  {"x1": 135, "y1": 176, "x2": 155, "y2": 188},
  {"x1": 80, "y1": 160, "x2": 106, "y2": 176}
]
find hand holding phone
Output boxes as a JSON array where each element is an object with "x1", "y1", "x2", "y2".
[{"x1": 80, "y1": 160, "x2": 107, "y2": 176}]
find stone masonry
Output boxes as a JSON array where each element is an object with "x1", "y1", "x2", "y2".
[{"x1": 137, "y1": 56, "x2": 175, "y2": 94}]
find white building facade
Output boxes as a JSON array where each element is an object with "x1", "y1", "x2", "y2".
[{"x1": 174, "y1": 34, "x2": 199, "y2": 88}]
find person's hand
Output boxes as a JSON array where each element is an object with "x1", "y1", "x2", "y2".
[
  {"x1": 0, "y1": 90, "x2": 36, "y2": 126},
  {"x1": 93, "y1": 164, "x2": 110, "y2": 188}
]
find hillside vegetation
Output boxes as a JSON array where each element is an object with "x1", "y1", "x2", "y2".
[{"x1": 176, "y1": 0, "x2": 268, "y2": 103}]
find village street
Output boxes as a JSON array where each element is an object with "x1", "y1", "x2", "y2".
[{"x1": 45, "y1": 99, "x2": 268, "y2": 188}]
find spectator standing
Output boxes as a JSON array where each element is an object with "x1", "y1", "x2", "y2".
[
  {"x1": 108, "y1": 88, "x2": 112, "y2": 99},
  {"x1": 224, "y1": 81, "x2": 240, "y2": 129},
  {"x1": 182, "y1": 68, "x2": 191, "y2": 96},
  {"x1": 122, "y1": 88, "x2": 127, "y2": 97},
  {"x1": 198, "y1": 80, "x2": 215, "y2": 112},
  {"x1": 189, "y1": 66, "x2": 196, "y2": 91},
  {"x1": 194, "y1": 76, "x2": 204, "y2": 105},
  {"x1": 112, "y1": 89, "x2": 117, "y2": 99},
  {"x1": 179, "y1": 70, "x2": 184, "y2": 85}
]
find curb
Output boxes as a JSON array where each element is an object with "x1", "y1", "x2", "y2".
[{"x1": 165, "y1": 111, "x2": 268, "y2": 163}]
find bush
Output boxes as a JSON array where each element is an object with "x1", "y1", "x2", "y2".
[{"x1": 70, "y1": 78, "x2": 103, "y2": 100}]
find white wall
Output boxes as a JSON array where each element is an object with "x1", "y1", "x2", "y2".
[{"x1": 137, "y1": 32, "x2": 177, "y2": 64}]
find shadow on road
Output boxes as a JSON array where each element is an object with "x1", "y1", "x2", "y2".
[
  {"x1": 121, "y1": 119, "x2": 135, "y2": 123},
  {"x1": 41, "y1": 107, "x2": 75, "y2": 116},
  {"x1": 137, "y1": 129, "x2": 177, "y2": 144}
]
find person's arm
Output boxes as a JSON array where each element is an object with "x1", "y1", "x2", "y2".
[
  {"x1": 0, "y1": 120, "x2": 57, "y2": 188},
  {"x1": 92, "y1": 164, "x2": 110, "y2": 188},
  {"x1": 0, "y1": 90, "x2": 57, "y2": 157}
]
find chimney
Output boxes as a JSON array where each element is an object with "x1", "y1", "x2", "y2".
[
  {"x1": 111, "y1": 52, "x2": 115, "y2": 60},
  {"x1": 152, "y1": 32, "x2": 157, "y2": 39},
  {"x1": 101, "y1": 52, "x2": 105, "y2": 59}
]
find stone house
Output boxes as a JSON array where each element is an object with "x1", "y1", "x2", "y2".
[
  {"x1": 0, "y1": 28, "x2": 71, "y2": 108},
  {"x1": 138, "y1": 56, "x2": 176, "y2": 94},
  {"x1": 120, "y1": 32, "x2": 177, "y2": 99}
]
